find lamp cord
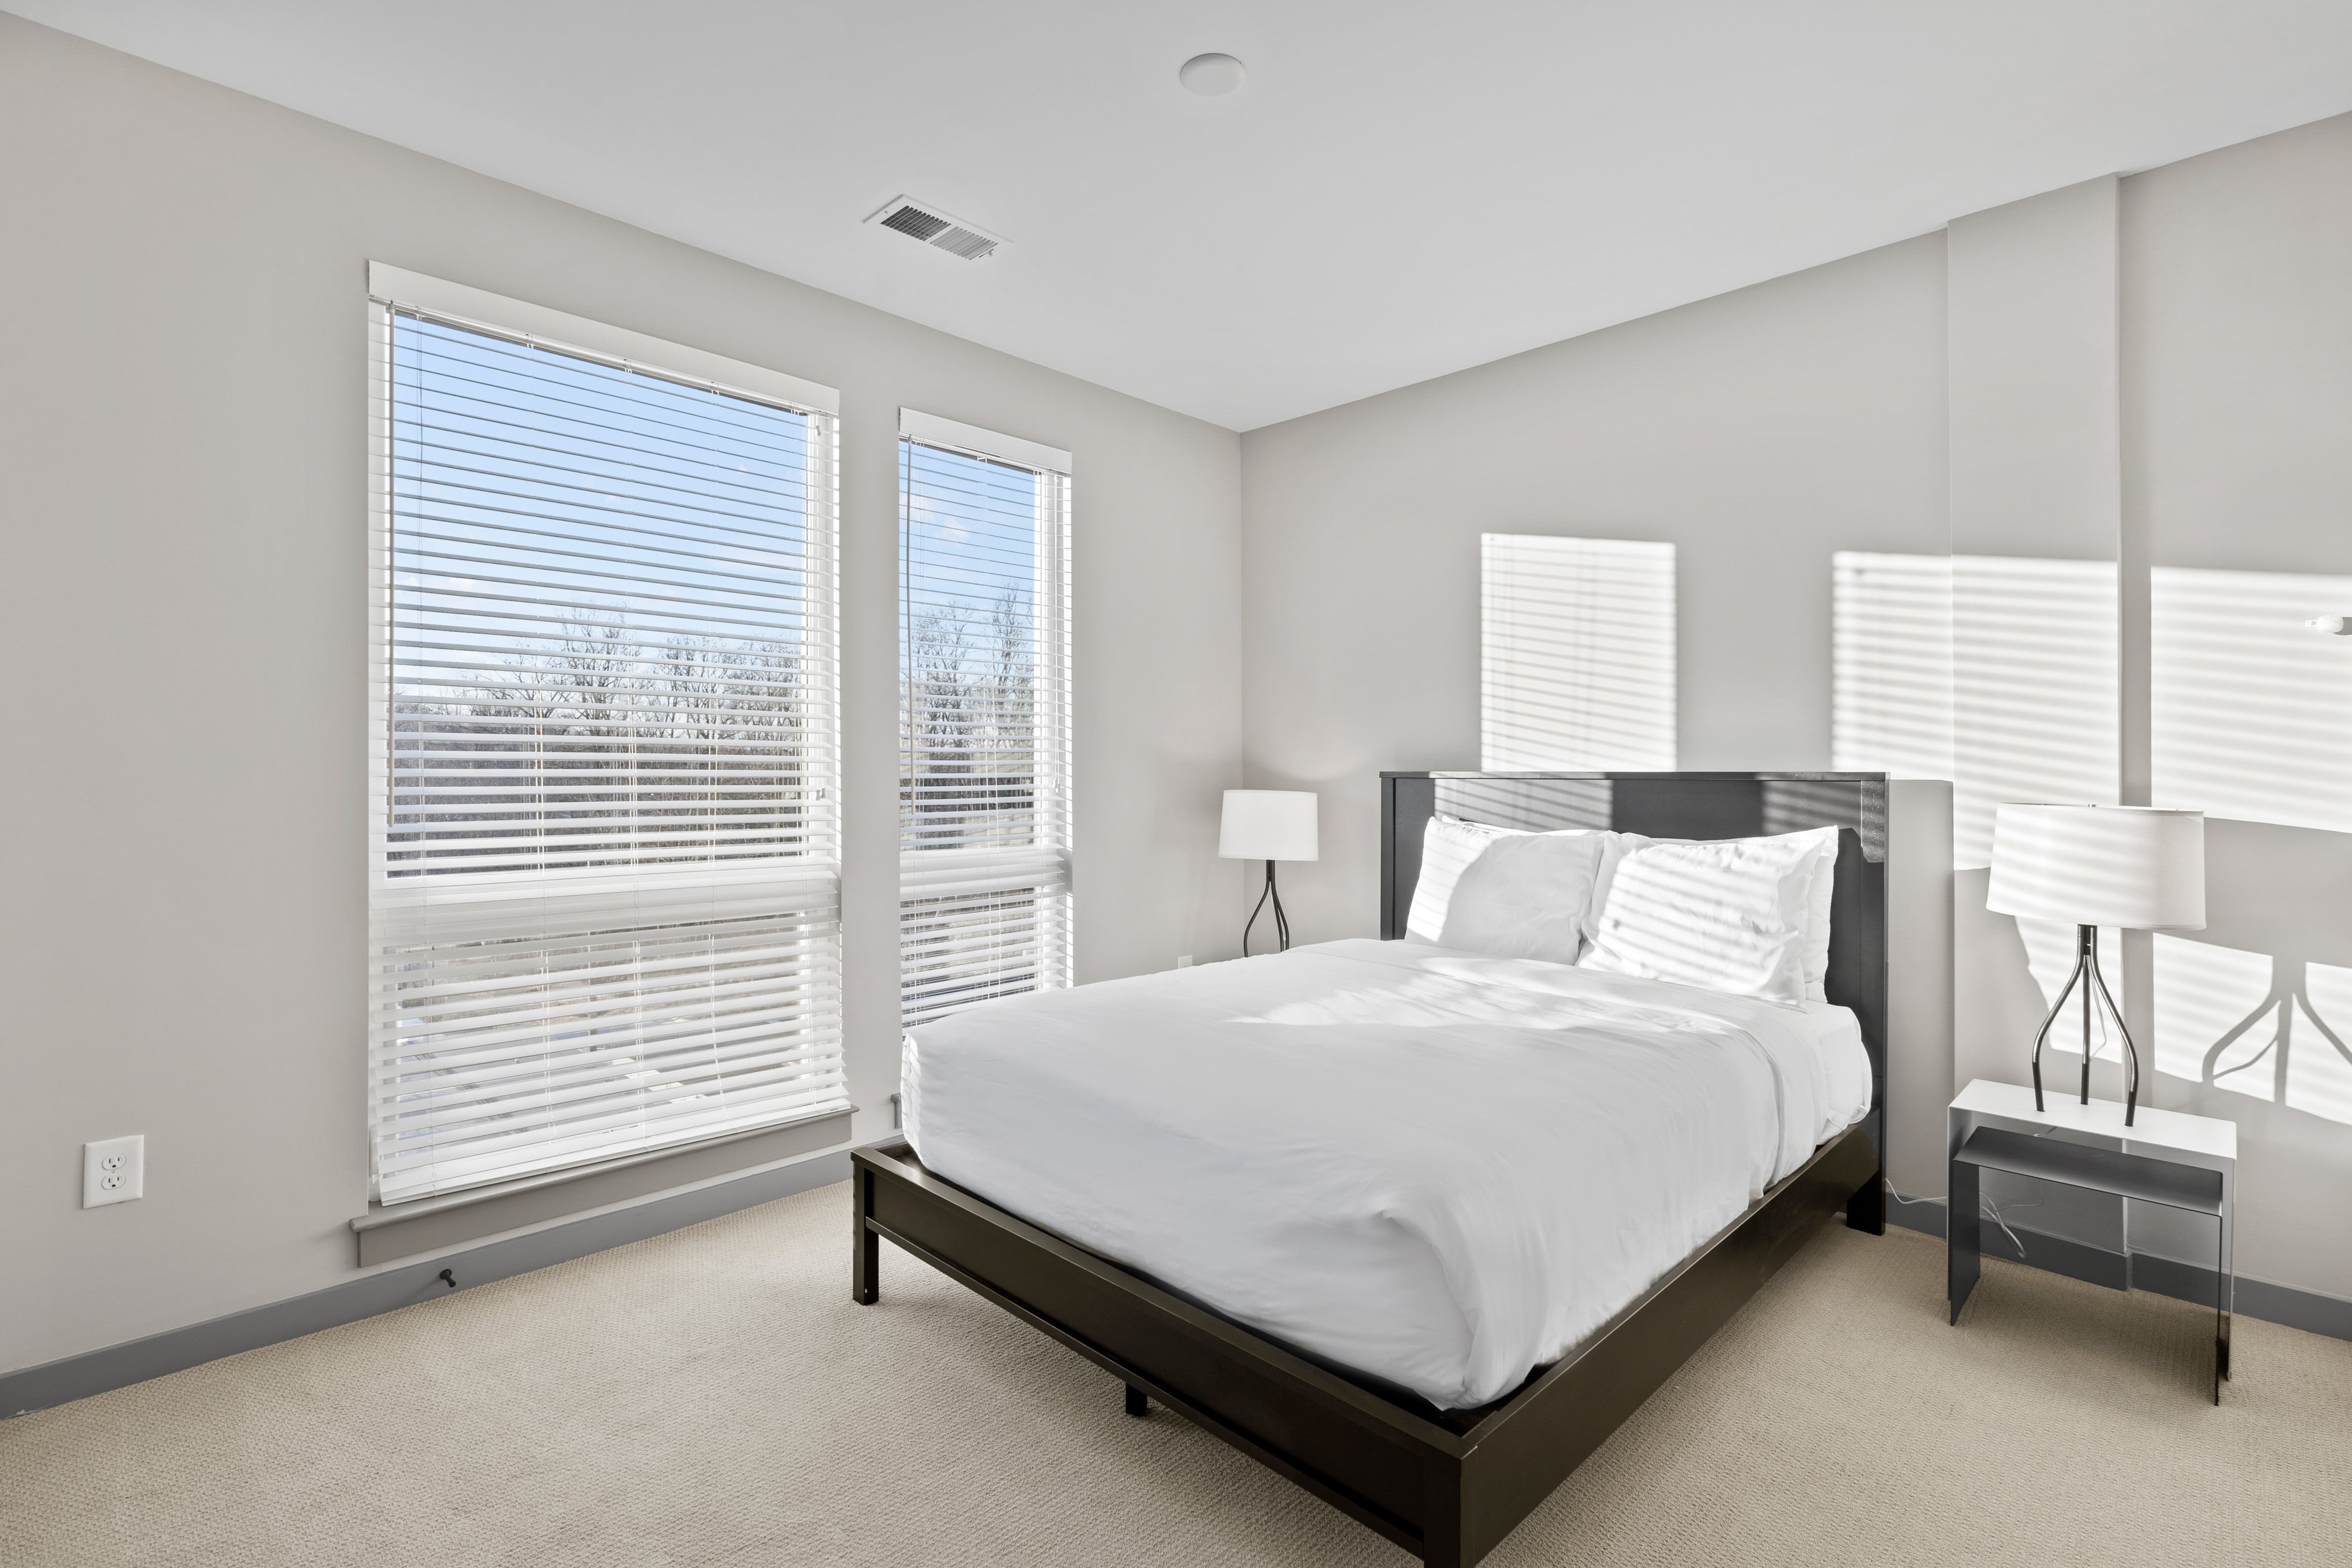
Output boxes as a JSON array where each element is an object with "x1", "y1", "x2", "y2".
[{"x1": 1885, "y1": 1125, "x2": 2061, "y2": 1259}]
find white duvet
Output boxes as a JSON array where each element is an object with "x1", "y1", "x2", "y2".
[{"x1": 902, "y1": 938, "x2": 1871, "y2": 1410}]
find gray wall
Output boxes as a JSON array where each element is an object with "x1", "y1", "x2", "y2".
[
  {"x1": 1239, "y1": 231, "x2": 1952, "y2": 932},
  {"x1": 0, "y1": 17, "x2": 1244, "y2": 1376},
  {"x1": 1944, "y1": 179, "x2": 2128, "y2": 1245},
  {"x1": 2121, "y1": 113, "x2": 2352, "y2": 1294},
  {"x1": 1238, "y1": 232, "x2": 1957, "y2": 1193},
  {"x1": 1239, "y1": 114, "x2": 2352, "y2": 1304}
]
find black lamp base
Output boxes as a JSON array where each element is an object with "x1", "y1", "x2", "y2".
[
  {"x1": 1242, "y1": 859, "x2": 1290, "y2": 957},
  {"x1": 2031, "y1": 922, "x2": 2140, "y2": 1125}
]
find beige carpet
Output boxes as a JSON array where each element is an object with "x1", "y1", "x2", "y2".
[{"x1": 5, "y1": 1184, "x2": 2349, "y2": 1567}]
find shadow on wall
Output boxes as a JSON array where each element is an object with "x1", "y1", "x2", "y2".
[
  {"x1": 1953, "y1": 817, "x2": 2352, "y2": 1272},
  {"x1": 1829, "y1": 550, "x2": 2119, "y2": 866},
  {"x1": 1965, "y1": 821, "x2": 2352, "y2": 1131},
  {"x1": 1840, "y1": 551, "x2": 2128, "y2": 1102},
  {"x1": 2140, "y1": 824, "x2": 2352, "y2": 1287},
  {"x1": 1841, "y1": 555, "x2": 2352, "y2": 1110},
  {"x1": 1821, "y1": 553, "x2": 2352, "y2": 1282},
  {"x1": 2151, "y1": 565, "x2": 2352, "y2": 1128},
  {"x1": 1512, "y1": 554, "x2": 2352, "y2": 1130},
  {"x1": 2156, "y1": 819, "x2": 2352, "y2": 1127},
  {"x1": 1950, "y1": 865, "x2": 2118, "y2": 1095}
]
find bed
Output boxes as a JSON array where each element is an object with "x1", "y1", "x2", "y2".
[{"x1": 853, "y1": 772, "x2": 1888, "y2": 1567}]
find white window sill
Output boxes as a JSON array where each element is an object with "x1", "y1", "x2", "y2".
[{"x1": 349, "y1": 1106, "x2": 854, "y2": 1266}]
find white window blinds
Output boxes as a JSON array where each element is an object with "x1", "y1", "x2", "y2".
[
  {"x1": 368, "y1": 270, "x2": 844, "y2": 1205},
  {"x1": 1481, "y1": 533, "x2": 1676, "y2": 770},
  {"x1": 899, "y1": 412, "x2": 1073, "y2": 1029}
]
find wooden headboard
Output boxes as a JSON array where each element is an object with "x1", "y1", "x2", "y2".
[{"x1": 1380, "y1": 770, "x2": 1888, "y2": 1180}]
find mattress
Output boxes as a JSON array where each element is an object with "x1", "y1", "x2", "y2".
[{"x1": 901, "y1": 937, "x2": 1872, "y2": 1410}]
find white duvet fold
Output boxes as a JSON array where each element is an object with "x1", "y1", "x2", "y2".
[{"x1": 902, "y1": 938, "x2": 1869, "y2": 1410}]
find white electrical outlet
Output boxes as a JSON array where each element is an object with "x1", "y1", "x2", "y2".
[
  {"x1": 83, "y1": 1135, "x2": 144, "y2": 1209},
  {"x1": 1176, "y1": 954, "x2": 1194, "y2": 969}
]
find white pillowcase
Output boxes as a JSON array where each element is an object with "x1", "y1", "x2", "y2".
[
  {"x1": 1802, "y1": 837, "x2": 1839, "y2": 1003},
  {"x1": 1588, "y1": 831, "x2": 1652, "y2": 953},
  {"x1": 1577, "y1": 826, "x2": 1840, "y2": 1007},
  {"x1": 1406, "y1": 815, "x2": 1610, "y2": 966}
]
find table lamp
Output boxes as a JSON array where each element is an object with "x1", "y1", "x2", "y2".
[
  {"x1": 1986, "y1": 803, "x2": 2206, "y2": 1125},
  {"x1": 1220, "y1": 790, "x2": 1318, "y2": 956}
]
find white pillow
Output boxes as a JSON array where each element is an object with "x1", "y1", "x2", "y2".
[
  {"x1": 1587, "y1": 831, "x2": 1652, "y2": 952},
  {"x1": 1406, "y1": 815, "x2": 1609, "y2": 965},
  {"x1": 1802, "y1": 834, "x2": 1840, "y2": 1002},
  {"x1": 1577, "y1": 826, "x2": 1840, "y2": 1006}
]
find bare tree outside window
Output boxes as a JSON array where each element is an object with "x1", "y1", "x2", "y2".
[{"x1": 390, "y1": 617, "x2": 813, "y2": 874}]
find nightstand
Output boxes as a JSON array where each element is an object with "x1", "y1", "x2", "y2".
[{"x1": 1947, "y1": 1078, "x2": 2236, "y2": 1402}]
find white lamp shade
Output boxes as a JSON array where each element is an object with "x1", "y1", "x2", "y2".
[
  {"x1": 1220, "y1": 790, "x2": 1318, "y2": 862},
  {"x1": 1986, "y1": 804, "x2": 2205, "y2": 929}
]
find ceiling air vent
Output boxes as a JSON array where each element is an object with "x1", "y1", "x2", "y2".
[{"x1": 868, "y1": 196, "x2": 1005, "y2": 262}]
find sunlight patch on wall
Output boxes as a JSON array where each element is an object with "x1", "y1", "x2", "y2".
[
  {"x1": 2153, "y1": 935, "x2": 2352, "y2": 1126},
  {"x1": 2291, "y1": 962, "x2": 2352, "y2": 1126},
  {"x1": 1831, "y1": 551, "x2": 1954, "y2": 780},
  {"x1": 2153, "y1": 566, "x2": 2352, "y2": 834},
  {"x1": 2154, "y1": 935, "x2": 2273, "y2": 1089},
  {"x1": 1952, "y1": 554, "x2": 2118, "y2": 869},
  {"x1": 1480, "y1": 535, "x2": 1675, "y2": 771}
]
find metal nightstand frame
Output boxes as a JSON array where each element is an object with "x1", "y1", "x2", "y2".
[{"x1": 1947, "y1": 1080, "x2": 2235, "y2": 1403}]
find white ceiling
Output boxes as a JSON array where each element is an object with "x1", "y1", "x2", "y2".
[{"x1": 12, "y1": 1, "x2": 2352, "y2": 430}]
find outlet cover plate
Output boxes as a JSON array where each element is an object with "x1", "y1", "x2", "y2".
[{"x1": 83, "y1": 1135, "x2": 144, "y2": 1208}]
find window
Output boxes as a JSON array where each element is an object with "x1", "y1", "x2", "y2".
[
  {"x1": 898, "y1": 411, "x2": 1073, "y2": 1028},
  {"x1": 1480, "y1": 533, "x2": 1676, "y2": 770},
  {"x1": 366, "y1": 266, "x2": 844, "y2": 1205}
]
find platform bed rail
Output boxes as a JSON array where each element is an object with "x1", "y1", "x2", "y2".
[
  {"x1": 855, "y1": 1128, "x2": 1876, "y2": 1566},
  {"x1": 854, "y1": 771, "x2": 1890, "y2": 1566}
]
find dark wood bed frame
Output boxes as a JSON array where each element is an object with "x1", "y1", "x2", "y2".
[{"x1": 854, "y1": 772, "x2": 1889, "y2": 1567}]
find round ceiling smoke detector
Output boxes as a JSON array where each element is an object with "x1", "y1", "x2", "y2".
[{"x1": 1179, "y1": 53, "x2": 1246, "y2": 97}]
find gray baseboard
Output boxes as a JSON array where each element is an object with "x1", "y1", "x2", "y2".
[
  {"x1": 2129, "y1": 1253, "x2": 2352, "y2": 1341},
  {"x1": 3, "y1": 1148, "x2": 851, "y2": 1420},
  {"x1": 20, "y1": 1159, "x2": 2344, "y2": 1422},
  {"x1": 1884, "y1": 1198, "x2": 2352, "y2": 1341}
]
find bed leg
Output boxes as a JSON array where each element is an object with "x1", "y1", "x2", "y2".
[
  {"x1": 1421, "y1": 1467, "x2": 1471, "y2": 1568},
  {"x1": 1124, "y1": 1384, "x2": 1149, "y2": 1418},
  {"x1": 1845, "y1": 1165, "x2": 1886, "y2": 1236},
  {"x1": 853, "y1": 1166, "x2": 880, "y2": 1306}
]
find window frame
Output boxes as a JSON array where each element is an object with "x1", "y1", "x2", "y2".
[
  {"x1": 364, "y1": 265, "x2": 845, "y2": 1206},
  {"x1": 896, "y1": 409, "x2": 1075, "y2": 1028}
]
